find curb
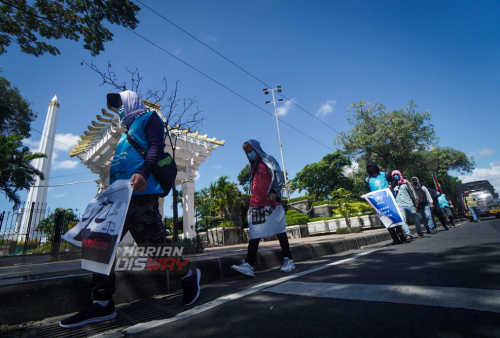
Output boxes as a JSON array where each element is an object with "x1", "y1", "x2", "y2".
[{"x1": 1, "y1": 224, "x2": 452, "y2": 326}]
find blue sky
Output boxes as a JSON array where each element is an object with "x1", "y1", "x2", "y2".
[{"x1": 2, "y1": 0, "x2": 500, "y2": 215}]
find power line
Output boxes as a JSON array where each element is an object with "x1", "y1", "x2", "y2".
[
  {"x1": 31, "y1": 128, "x2": 74, "y2": 149},
  {"x1": 136, "y1": 0, "x2": 342, "y2": 136},
  {"x1": 125, "y1": 28, "x2": 335, "y2": 151},
  {"x1": 49, "y1": 172, "x2": 92, "y2": 179}
]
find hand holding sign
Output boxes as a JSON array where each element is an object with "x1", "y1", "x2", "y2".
[{"x1": 362, "y1": 188, "x2": 404, "y2": 229}]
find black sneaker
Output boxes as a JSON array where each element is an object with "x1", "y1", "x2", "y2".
[
  {"x1": 59, "y1": 300, "x2": 116, "y2": 328},
  {"x1": 430, "y1": 230, "x2": 437, "y2": 234},
  {"x1": 426, "y1": 230, "x2": 431, "y2": 234},
  {"x1": 182, "y1": 268, "x2": 201, "y2": 306}
]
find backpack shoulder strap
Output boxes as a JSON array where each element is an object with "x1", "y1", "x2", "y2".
[{"x1": 126, "y1": 132, "x2": 147, "y2": 160}]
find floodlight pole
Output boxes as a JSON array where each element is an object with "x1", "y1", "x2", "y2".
[{"x1": 264, "y1": 86, "x2": 290, "y2": 200}]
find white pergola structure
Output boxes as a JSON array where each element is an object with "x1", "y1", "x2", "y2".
[{"x1": 69, "y1": 101, "x2": 224, "y2": 239}]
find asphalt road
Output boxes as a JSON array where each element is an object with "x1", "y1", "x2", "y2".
[{"x1": 100, "y1": 218, "x2": 500, "y2": 338}]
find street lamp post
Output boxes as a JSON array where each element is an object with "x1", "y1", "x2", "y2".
[{"x1": 264, "y1": 86, "x2": 290, "y2": 199}]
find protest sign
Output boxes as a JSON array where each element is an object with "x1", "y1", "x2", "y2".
[
  {"x1": 363, "y1": 188, "x2": 404, "y2": 228},
  {"x1": 62, "y1": 179, "x2": 133, "y2": 275}
]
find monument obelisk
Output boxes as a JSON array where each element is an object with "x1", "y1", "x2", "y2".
[{"x1": 19, "y1": 95, "x2": 60, "y2": 239}]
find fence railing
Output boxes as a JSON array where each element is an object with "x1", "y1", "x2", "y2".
[{"x1": 0, "y1": 202, "x2": 81, "y2": 257}]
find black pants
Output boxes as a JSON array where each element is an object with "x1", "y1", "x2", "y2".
[
  {"x1": 432, "y1": 205, "x2": 449, "y2": 229},
  {"x1": 442, "y1": 207, "x2": 455, "y2": 225},
  {"x1": 245, "y1": 232, "x2": 292, "y2": 267},
  {"x1": 90, "y1": 194, "x2": 190, "y2": 301}
]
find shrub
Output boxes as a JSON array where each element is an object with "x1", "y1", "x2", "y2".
[
  {"x1": 350, "y1": 226, "x2": 363, "y2": 233},
  {"x1": 336, "y1": 228, "x2": 349, "y2": 234},
  {"x1": 286, "y1": 215, "x2": 308, "y2": 226},
  {"x1": 217, "y1": 221, "x2": 236, "y2": 227},
  {"x1": 286, "y1": 209, "x2": 299, "y2": 215}
]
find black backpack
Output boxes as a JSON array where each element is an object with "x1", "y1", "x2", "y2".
[
  {"x1": 415, "y1": 187, "x2": 427, "y2": 209},
  {"x1": 126, "y1": 132, "x2": 177, "y2": 198}
]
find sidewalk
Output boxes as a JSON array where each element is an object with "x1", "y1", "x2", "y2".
[{"x1": 0, "y1": 221, "x2": 466, "y2": 327}]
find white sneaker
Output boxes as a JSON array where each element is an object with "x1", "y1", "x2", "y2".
[
  {"x1": 281, "y1": 257, "x2": 295, "y2": 273},
  {"x1": 231, "y1": 259, "x2": 255, "y2": 277}
]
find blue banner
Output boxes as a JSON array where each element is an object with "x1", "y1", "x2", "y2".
[{"x1": 363, "y1": 188, "x2": 404, "y2": 228}]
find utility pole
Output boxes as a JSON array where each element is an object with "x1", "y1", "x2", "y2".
[{"x1": 264, "y1": 86, "x2": 290, "y2": 199}]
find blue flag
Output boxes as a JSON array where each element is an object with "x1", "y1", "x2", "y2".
[{"x1": 363, "y1": 188, "x2": 404, "y2": 228}]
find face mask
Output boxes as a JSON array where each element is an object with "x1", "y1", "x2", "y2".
[
  {"x1": 412, "y1": 181, "x2": 418, "y2": 186},
  {"x1": 368, "y1": 169, "x2": 377, "y2": 176},
  {"x1": 247, "y1": 151, "x2": 258, "y2": 161},
  {"x1": 118, "y1": 106, "x2": 125, "y2": 119},
  {"x1": 394, "y1": 175, "x2": 400, "y2": 180}
]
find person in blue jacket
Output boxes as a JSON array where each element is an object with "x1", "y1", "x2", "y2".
[
  {"x1": 60, "y1": 90, "x2": 200, "y2": 328},
  {"x1": 363, "y1": 161, "x2": 404, "y2": 244}
]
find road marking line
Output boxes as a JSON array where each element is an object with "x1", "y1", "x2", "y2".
[
  {"x1": 264, "y1": 281, "x2": 500, "y2": 313},
  {"x1": 92, "y1": 249, "x2": 380, "y2": 337}
]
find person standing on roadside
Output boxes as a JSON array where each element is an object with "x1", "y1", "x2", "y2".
[
  {"x1": 411, "y1": 177, "x2": 438, "y2": 234},
  {"x1": 362, "y1": 161, "x2": 404, "y2": 245},
  {"x1": 392, "y1": 170, "x2": 424, "y2": 239},
  {"x1": 464, "y1": 191, "x2": 481, "y2": 222},
  {"x1": 231, "y1": 140, "x2": 294, "y2": 278},
  {"x1": 60, "y1": 91, "x2": 200, "y2": 328},
  {"x1": 438, "y1": 191, "x2": 456, "y2": 227}
]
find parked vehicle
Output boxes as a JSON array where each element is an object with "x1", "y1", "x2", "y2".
[{"x1": 456, "y1": 180, "x2": 500, "y2": 220}]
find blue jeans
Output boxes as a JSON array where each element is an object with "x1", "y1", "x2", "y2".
[
  {"x1": 469, "y1": 207, "x2": 481, "y2": 221},
  {"x1": 416, "y1": 204, "x2": 435, "y2": 231},
  {"x1": 399, "y1": 205, "x2": 423, "y2": 234}
]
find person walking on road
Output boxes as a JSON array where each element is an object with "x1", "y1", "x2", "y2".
[
  {"x1": 424, "y1": 183, "x2": 450, "y2": 231},
  {"x1": 392, "y1": 170, "x2": 424, "y2": 239},
  {"x1": 438, "y1": 192, "x2": 456, "y2": 227},
  {"x1": 464, "y1": 191, "x2": 481, "y2": 222},
  {"x1": 362, "y1": 162, "x2": 404, "y2": 245},
  {"x1": 231, "y1": 140, "x2": 294, "y2": 278},
  {"x1": 411, "y1": 177, "x2": 438, "y2": 234},
  {"x1": 60, "y1": 91, "x2": 201, "y2": 328}
]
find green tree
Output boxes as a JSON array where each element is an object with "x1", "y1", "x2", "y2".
[
  {"x1": 330, "y1": 188, "x2": 357, "y2": 228},
  {"x1": 237, "y1": 164, "x2": 251, "y2": 194},
  {"x1": 289, "y1": 151, "x2": 352, "y2": 201},
  {"x1": 335, "y1": 100, "x2": 437, "y2": 173},
  {"x1": 0, "y1": 0, "x2": 141, "y2": 57},
  {"x1": 35, "y1": 208, "x2": 79, "y2": 235},
  {"x1": 195, "y1": 188, "x2": 215, "y2": 233},
  {"x1": 0, "y1": 135, "x2": 45, "y2": 208},
  {"x1": 210, "y1": 176, "x2": 243, "y2": 223},
  {"x1": 0, "y1": 71, "x2": 36, "y2": 138}
]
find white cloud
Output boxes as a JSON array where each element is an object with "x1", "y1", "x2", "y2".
[
  {"x1": 213, "y1": 165, "x2": 222, "y2": 169},
  {"x1": 54, "y1": 133, "x2": 80, "y2": 151},
  {"x1": 343, "y1": 161, "x2": 359, "y2": 177},
  {"x1": 276, "y1": 98, "x2": 296, "y2": 116},
  {"x1": 174, "y1": 48, "x2": 182, "y2": 55},
  {"x1": 54, "y1": 193, "x2": 67, "y2": 198},
  {"x1": 194, "y1": 171, "x2": 200, "y2": 180},
  {"x1": 207, "y1": 36, "x2": 217, "y2": 42},
  {"x1": 460, "y1": 161, "x2": 500, "y2": 191},
  {"x1": 22, "y1": 138, "x2": 40, "y2": 152},
  {"x1": 214, "y1": 176, "x2": 220, "y2": 180},
  {"x1": 48, "y1": 187, "x2": 54, "y2": 192},
  {"x1": 468, "y1": 148, "x2": 496, "y2": 158},
  {"x1": 52, "y1": 160, "x2": 79, "y2": 170},
  {"x1": 316, "y1": 100, "x2": 337, "y2": 119}
]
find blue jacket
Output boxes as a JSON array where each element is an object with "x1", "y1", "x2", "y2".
[{"x1": 245, "y1": 139, "x2": 284, "y2": 201}]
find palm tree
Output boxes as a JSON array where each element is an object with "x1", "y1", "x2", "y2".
[{"x1": 0, "y1": 135, "x2": 46, "y2": 208}]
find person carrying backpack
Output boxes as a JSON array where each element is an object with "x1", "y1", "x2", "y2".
[
  {"x1": 392, "y1": 170, "x2": 424, "y2": 239},
  {"x1": 60, "y1": 91, "x2": 200, "y2": 328},
  {"x1": 363, "y1": 161, "x2": 404, "y2": 245},
  {"x1": 410, "y1": 177, "x2": 437, "y2": 234}
]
